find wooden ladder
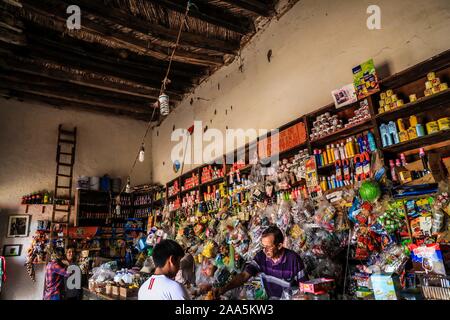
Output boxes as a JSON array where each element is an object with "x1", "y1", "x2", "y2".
[{"x1": 50, "y1": 125, "x2": 77, "y2": 249}]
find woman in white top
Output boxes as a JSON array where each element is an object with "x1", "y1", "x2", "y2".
[{"x1": 138, "y1": 240, "x2": 190, "y2": 300}]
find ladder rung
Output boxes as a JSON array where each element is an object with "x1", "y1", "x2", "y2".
[
  {"x1": 59, "y1": 152, "x2": 73, "y2": 156},
  {"x1": 57, "y1": 174, "x2": 72, "y2": 178},
  {"x1": 54, "y1": 208, "x2": 70, "y2": 212},
  {"x1": 56, "y1": 186, "x2": 70, "y2": 189},
  {"x1": 58, "y1": 163, "x2": 72, "y2": 167},
  {"x1": 59, "y1": 139, "x2": 75, "y2": 145},
  {"x1": 59, "y1": 129, "x2": 76, "y2": 136}
]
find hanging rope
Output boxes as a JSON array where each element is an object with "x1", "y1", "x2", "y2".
[{"x1": 116, "y1": 1, "x2": 193, "y2": 201}]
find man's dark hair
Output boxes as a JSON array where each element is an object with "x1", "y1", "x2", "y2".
[
  {"x1": 262, "y1": 225, "x2": 284, "y2": 245},
  {"x1": 152, "y1": 240, "x2": 185, "y2": 268}
]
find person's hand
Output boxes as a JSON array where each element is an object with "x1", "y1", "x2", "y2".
[{"x1": 198, "y1": 283, "x2": 212, "y2": 294}]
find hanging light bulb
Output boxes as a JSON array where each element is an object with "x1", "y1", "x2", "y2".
[
  {"x1": 159, "y1": 93, "x2": 170, "y2": 116},
  {"x1": 125, "y1": 177, "x2": 131, "y2": 193},
  {"x1": 139, "y1": 144, "x2": 145, "y2": 162}
]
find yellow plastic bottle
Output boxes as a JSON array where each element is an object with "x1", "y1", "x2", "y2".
[
  {"x1": 326, "y1": 145, "x2": 333, "y2": 164},
  {"x1": 322, "y1": 149, "x2": 328, "y2": 165},
  {"x1": 408, "y1": 116, "x2": 419, "y2": 140}
]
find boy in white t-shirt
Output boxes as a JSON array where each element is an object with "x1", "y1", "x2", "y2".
[{"x1": 138, "y1": 239, "x2": 190, "y2": 300}]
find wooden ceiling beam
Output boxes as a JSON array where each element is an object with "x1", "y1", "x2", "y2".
[
  {"x1": 153, "y1": 0, "x2": 253, "y2": 34},
  {"x1": 0, "y1": 53, "x2": 175, "y2": 100},
  {"x1": 26, "y1": 28, "x2": 202, "y2": 82},
  {"x1": 1, "y1": 37, "x2": 189, "y2": 96},
  {"x1": 16, "y1": 0, "x2": 224, "y2": 67},
  {"x1": 0, "y1": 74, "x2": 157, "y2": 113},
  {"x1": 219, "y1": 0, "x2": 273, "y2": 17},
  {"x1": 69, "y1": 0, "x2": 240, "y2": 54},
  {"x1": 2, "y1": 91, "x2": 156, "y2": 122}
]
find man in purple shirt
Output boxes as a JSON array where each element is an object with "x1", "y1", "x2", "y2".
[{"x1": 215, "y1": 225, "x2": 308, "y2": 299}]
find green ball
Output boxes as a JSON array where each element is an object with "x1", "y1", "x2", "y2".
[{"x1": 359, "y1": 181, "x2": 381, "y2": 203}]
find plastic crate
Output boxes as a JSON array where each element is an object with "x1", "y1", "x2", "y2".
[{"x1": 417, "y1": 274, "x2": 450, "y2": 300}]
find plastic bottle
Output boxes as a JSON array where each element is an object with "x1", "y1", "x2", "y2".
[
  {"x1": 367, "y1": 132, "x2": 377, "y2": 152},
  {"x1": 326, "y1": 145, "x2": 333, "y2": 163},
  {"x1": 390, "y1": 160, "x2": 398, "y2": 182},
  {"x1": 349, "y1": 137, "x2": 356, "y2": 157},
  {"x1": 339, "y1": 142, "x2": 346, "y2": 160},
  {"x1": 400, "y1": 153, "x2": 407, "y2": 167},
  {"x1": 332, "y1": 144, "x2": 340, "y2": 161},
  {"x1": 357, "y1": 135, "x2": 365, "y2": 154},
  {"x1": 322, "y1": 149, "x2": 328, "y2": 166}
]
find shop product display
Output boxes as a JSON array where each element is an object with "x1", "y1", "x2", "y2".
[
  {"x1": 21, "y1": 191, "x2": 52, "y2": 205},
  {"x1": 18, "y1": 57, "x2": 449, "y2": 301},
  {"x1": 378, "y1": 89, "x2": 405, "y2": 114},
  {"x1": 424, "y1": 72, "x2": 448, "y2": 97}
]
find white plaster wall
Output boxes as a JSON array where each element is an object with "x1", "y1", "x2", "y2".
[
  {"x1": 0, "y1": 100, "x2": 152, "y2": 299},
  {"x1": 151, "y1": 0, "x2": 450, "y2": 184}
]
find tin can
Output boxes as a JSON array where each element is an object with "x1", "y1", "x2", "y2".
[
  {"x1": 440, "y1": 83, "x2": 448, "y2": 91},
  {"x1": 386, "y1": 90, "x2": 394, "y2": 97},
  {"x1": 384, "y1": 104, "x2": 391, "y2": 112},
  {"x1": 424, "y1": 89, "x2": 433, "y2": 97},
  {"x1": 438, "y1": 117, "x2": 450, "y2": 131},
  {"x1": 416, "y1": 124, "x2": 426, "y2": 137},
  {"x1": 385, "y1": 97, "x2": 392, "y2": 104},
  {"x1": 425, "y1": 81, "x2": 433, "y2": 90},
  {"x1": 380, "y1": 92, "x2": 387, "y2": 100},
  {"x1": 396, "y1": 100, "x2": 404, "y2": 107},
  {"x1": 378, "y1": 107, "x2": 385, "y2": 114},
  {"x1": 409, "y1": 94, "x2": 417, "y2": 103},
  {"x1": 432, "y1": 86, "x2": 440, "y2": 94},
  {"x1": 391, "y1": 94, "x2": 398, "y2": 102},
  {"x1": 427, "y1": 72, "x2": 436, "y2": 81},
  {"x1": 432, "y1": 78, "x2": 441, "y2": 86},
  {"x1": 426, "y1": 121, "x2": 439, "y2": 134}
]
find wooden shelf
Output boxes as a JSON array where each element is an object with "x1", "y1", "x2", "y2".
[
  {"x1": 310, "y1": 120, "x2": 373, "y2": 146},
  {"x1": 381, "y1": 129, "x2": 450, "y2": 154},
  {"x1": 167, "y1": 193, "x2": 179, "y2": 200},
  {"x1": 200, "y1": 176, "x2": 225, "y2": 187},
  {"x1": 180, "y1": 186, "x2": 200, "y2": 195},
  {"x1": 258, "y1": 142, "x2": 308, "y2": 164},
  {"x1": 375, "y1": 89, "x2": 450, "y2": 122}
]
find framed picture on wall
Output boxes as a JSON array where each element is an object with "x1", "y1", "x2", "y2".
[
  {"x1": 7, "y1": 215, "x2": 30, "y2": 238},
  {"x1": 2, "y1": 244, "x2": 23, "y2": 257}
]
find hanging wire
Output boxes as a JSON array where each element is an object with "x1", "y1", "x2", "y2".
[{"x1": 116, "y1": 1, "x2": 193, "y2": 201}]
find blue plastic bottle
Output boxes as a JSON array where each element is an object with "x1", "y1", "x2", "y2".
[{"x1": 367, "y1": 132, "x2": 377, "y2": 151}]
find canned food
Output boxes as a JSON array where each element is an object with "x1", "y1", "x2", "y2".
[
  {"x1": 396, "y1": 100, "x2": 404, "y2": 107},
  {"x1": 424, "y1": 89, "x2": 433, "y2": 97},
  {"x1": 380, "y1": 92, "x2": 387, "y2": 100},
  {"x1": 409, "y1": 94, "x2": 417, "y2": 103},
  {"x1": 426, "y1": 121, "x2": 439, "y2": 134},
  {"x1": 385, "y1": 97, "x2": 392, "y2": 104},
  {"x1": 427, "y1": 72, "x2": 436, "y2": 81},
  {"x1": 440, "y1": 83, "x2": 449, "y2": 91},
  {"x1": 378, "y1": 107, "x2": 385, "y2": 114},
  {"x1": 391, "y1": 94, "x2": 398, "y2": 102},
  {"x1": 432, "y1": 78, "x2": 441, "y2": 86},
  {"x1": 425, "y1": 81, "x2": 433, "y2": 90},
  {"x1": 386, "y1": 90, "x2": 394, "y2": 97},
  {"x1": 432, "y1": 86, "x2": 440, "y2": 94},
  {"x1": 438, "y1": 117, "x2": 450, "y2": 131},
  {"x1": 384, "y1": 104, "x2": 391, "y2": 112}
]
